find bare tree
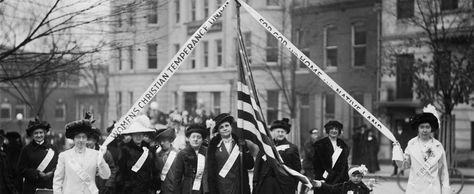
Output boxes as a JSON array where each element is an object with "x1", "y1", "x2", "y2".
[{"x1": 383, "y1": 0, "x2": 474, "y2": 167}]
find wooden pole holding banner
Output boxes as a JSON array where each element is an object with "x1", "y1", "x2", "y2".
[
  {"x1": 234, "y1": 0, "x2": 404, "y2": 161},
  {"x1": 102, "y1": 0, "x2": 232, "y2": 147},
  {"x1": 235, "y1": 2, "x2": 244, "y2": 194}
]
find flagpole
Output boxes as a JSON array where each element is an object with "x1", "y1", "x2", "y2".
[{"x1": 235, "y1": 2, "x2": 245, "y2": 194}]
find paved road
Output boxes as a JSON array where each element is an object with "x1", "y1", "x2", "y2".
[{"x1": 371, "y1": 178, "x2": 474, "y2": 194}]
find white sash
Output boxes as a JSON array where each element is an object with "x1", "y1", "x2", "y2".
[
  {"x1": 37, "y1": 149, "x2": 54, "y2": 172},
  {"x1": 68, "y1": 159, "x2": 99, "y2": 194},
  {"x1": 160, "y1": 150, "x2": 177, "y2": 181},
  {"x1": 276, "y1": 144, "x2": 290, "y2": 152},
  {"x1": 218, "y1": 145, "x2": 240, "y2": 178},
  {"x1": 132, "y1": 147, "x2": 149, "y2": 172},
  {"x1": 331, "y1": 147, "x2": 342, "y2": 168},
  {"x1": 192, "y1": 153, "x2": 205, "y2": 191}
]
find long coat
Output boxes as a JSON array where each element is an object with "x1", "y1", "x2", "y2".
[
  {"x1": 274, "y1": 138, "x2": 301, "y2": 192},
  {"x1": 313, "y1": 137, "x2": 349, "y2": 185},
  {"x1": 1, "y1": 149, "x2": 19, "y2": 194},
  {"x1": 251, "y1": 151, "x2": 295, "y2": 194},
  {"x1": 163, "y1": 145, "x2": 208, "y2": 194},
  {"x1": 403, "y1": 137, "x2": 450, "y2": 194},
  {"x1": 17, "y1": 141, "x2": 58, "y2": 194},
  {"x1": 118, "y1": 141, "x2": 159, "y2": 194},
  {"x1": 320, "y1": 181, "x2": 371, "y2": 194},
  {"x1": 206, "y1": 134, "x2": 254, "y2": 194},
  {"x1": 53, "y1": 148, "x2": 111, "y2": 194},
  {"x1": 155, "y1": 146, "x2": 179, "y2": 192}
]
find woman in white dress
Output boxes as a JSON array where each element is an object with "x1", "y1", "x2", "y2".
[
  {"x1": 53, "y1": 114, "x2": 111, "y2": 194},
  {"x1": 396, "y1": 112, "x2": 450, "y2": 194}
]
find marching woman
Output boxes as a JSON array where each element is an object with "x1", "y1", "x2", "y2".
[
  {"x1": 396, "y1": 113, "x2": 451, "y2": 194},
  {"x1": 206, "y1": 113, "x2": 254, "y2": 194},
  {"x1": 154, "y1": 127, "x2": 179, "y2": 193},
  {"x1": 118, "y1": 115, "x2": 160, "y2": 194},
  {"x1": 53, "y1": 114, "x2": 111, "y2": 194},
  {"x1": 165, "y1": 124, "x2": 208, "y2": 194},
  {"x1": 270, "y1": 118, "x2": 301, "y2": 193},
  {"x1": 17, "y1": 118, "x2": 58, "y2": 194}
]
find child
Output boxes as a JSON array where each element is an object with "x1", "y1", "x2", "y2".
[{"x1": 312, "y1": 165, "x2": 372, "y2": 194}]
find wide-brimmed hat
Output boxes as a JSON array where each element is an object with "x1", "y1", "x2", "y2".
[
  {"x1": 185, "y1": 124, "x2": 208, "y2": 138},
  {"x1": 26, "y1": 117, "x2": 51, "y2": 136},
  {"x1": 212, "y1": 113, "x2": 234, "y2": 132},
  {"x1": 155, "y1": 127, "x2": 176, "y2": 142},
  {"x1": 121, "y1": 115, "x2": 155, "y2": 135},
  {"x1": 65, "y1": 113, "x2": 94, "y2": 139},
  {"x1": 270, "y1": 118, "x2": 291, "y2": 133},
  {"x1": 89, "y1": 127, "x2": 102, "y2": 142},
  {"x1": 410, "y1": 112, "x2": 439, "y2": 132}
]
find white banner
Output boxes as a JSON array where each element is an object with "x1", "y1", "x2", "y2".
[
  {"x1": 103, "y1": 0, "x2": 232, "y2": 146},
  {"x1": 236, "y1": 0, "x2": 403, "y2": 161}
]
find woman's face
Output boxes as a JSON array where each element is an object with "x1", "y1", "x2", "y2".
[
  {"x1": 218, "y1": 121, "x2": 232, "y2": 138},
  {"x1": 273, "y1": 128, "x2": 287, "y2": 141},
  {"x1": 74, "y1": 133, "x2": 88, "y2": 149},
  {"x1": 132, "y1": 133, "x2": 144, "y2": 144},
  {"x1": 159, "y1": 139, "x2": 172, "y2": 150},
  {"x1": 418, "y1": 123, "x2": 432, "y2": 140},
  {"x1": 187, "y1": 132, "x2": 203, "y2": 149},
  {"x1": 328, "y1": 127, "x2": 340, "y2": 138},
  {"x1": 32, "y1": 128, "x2": 46, "y2": 143}
]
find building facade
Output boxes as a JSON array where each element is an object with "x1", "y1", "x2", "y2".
[
  {"x1": 292, "y1": 0, "x2": 381, "y2": 158},
  {"x1": 380, "y1": 0, "x2": 474, "y2": 162}
]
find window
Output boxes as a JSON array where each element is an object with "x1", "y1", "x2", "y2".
[
  {"x1": 325, "y1": 25, "x2": 338, "y2": 67},
  {"x1": 396, "y1": 54, "x2": 414, "y2": 99},
  {"x1": 0, "y1": 103, "x2": 11, "y2": 119},
  {"x1": 353, "y1": 22, "x2": 366, "y2": 67},
  {"x1": 324, "y1": 93, "x2": 335, "y2": 120},
  {"x1": 267, "y1": 0, "x2": 280, "y2": 6},
  {"x1": 352, "y1": 93, "x2": 364, "y2": 128},
  {"x1": 244, "y1": 32, "x2": 252, "y2": 63},
  {"x1": 129, "y1": 91, "x2": 134, "y2": 107},
  {"x1": 266, "y1": 32, "x2": 278, "y2": 62},
  {"x1": 266, "y1": 90, "x2": 279, "y2": 124},
  {"x1": 212, "y1": 92, "x2": 221, "y2": 114},
  {"x1": 148, "y1": 0, "x2": 158, "y2": 24},
  {"x1": 216, "y1": 39, "x2": 223, "y2": 66},
  {"x1": 114, "y1": 6, "x2": 122, "y2": 27},
  {"x1": 441, "y1": 0, "x2": 458, "y2": 11},
  {"x1": 55, "y1": 103, "x2": 66, "y2": 120},
  {"x1": 299, "y1": 94, "x2": 310, "y2": 133},
  {"x1": 191, "y1": 0, "x2": 196, "y2": 21},
  {"x1": 397, "y1": 0, "x2": 414, "y2": 19},
  {"x1": 203, "y1": 41, "x2": 209, "y2": 67},
  {"x1": 14, "y1": 105, "x2": 26, "y2": 118},
  {"x1": 128, "y1": 6, "x2": 134, "y2": 26},
  {"x1": 471, "y1": 122, "x2": 474, "y2": 151},
  {"x1": 118, "y1": 48, "x2": 122, "y2": 71},
  {"x1": 173, "y1": 0, "x2": 179, "y2": 23},
  {"x1": 299, "y1": 49, "x2": 310, "y2": 68},
  {"x1": 190, "y1": 51, "x2": 196, "y2": 69},
  {"x1": 204, "y1": 0, "x2": 209, "y2": 18},
  {"x1": 116, "y1": 91, "x2": 122, "y2": 117},
  {"x1": 148, "y1": 44, "x2": 158, "y2": 69},
  {"x1": 435, "y1": 51, "x2": 451, "y2": 89},
  {"x1": 129, "y1": 46, "x2": 134, "y2": 70}
]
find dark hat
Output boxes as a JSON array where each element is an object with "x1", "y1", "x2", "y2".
[
  {"x1": 65, "y1": 112, "x2": 95, "y2": 139},
  {"x1": 410, "y1": 112, "x2": 439, "y2": 132},
  {"x1": 26, "y1": 117, "x2": 51, "y2": 136},
  {"x1": 213, "y1": 113, "x2": 234, "y2": 132},
  {"x1": 155, "y1": 127, "x2": 176, "y2": 142},
  {"x1": 106, "y1": 121, "x2": 116, "y2": 134},
  {"x1": 89, "y1": 127, "x2": 102, "y2": 142},
  {"x1": 185, "y1": 124, "x2": 208, "y2": 138},
  {"x1": 270, "y1": 118, "x2": 291, "y2": 133},
  {"x1": 324, "y1": 120, "x2": 343, "y2": 134}
]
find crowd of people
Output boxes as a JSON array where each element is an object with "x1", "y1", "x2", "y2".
[{"x1": 0, "y1": 105, "x2": 451, "y2": 194}]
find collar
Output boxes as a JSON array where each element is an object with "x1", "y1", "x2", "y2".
[{"x1": 35, "y1": 140, "x2": 45, "y2": 145}]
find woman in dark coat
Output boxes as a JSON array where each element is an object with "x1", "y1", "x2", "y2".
[
  {"x1": 1, "y1": 131, "x2": 19, "y2": 194},
  {"x1": 118, "y1": 115, "x2": 159, "y2": 194},
  {"x1": 313, "y1": 120, "x2": 349, "y2": 194},
  {"x1": 270, "y1": 118, "x2": 301, "y2": 192},
  {"x1": 206, "y1": 113, "x2": 254, "y2": 194},
  {"x1": 17, "y1": 118, "x2": 58, "y2": 194},
  {"x1": 164, "y1": 124, "x2": 208, "y2": 194},
  {"x1": 362, "y1": 130, "x2": 380, "y2": 173}
]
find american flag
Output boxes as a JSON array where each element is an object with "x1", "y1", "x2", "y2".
[{"x1": 235, "y1": 28, "x2": 312, "y2": 188}]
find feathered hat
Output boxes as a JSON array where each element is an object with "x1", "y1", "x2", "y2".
[
  {"x1": 65, "y1": 112, "x2": 95, "y2": 139},
  {"x1": 185, "y1": 124, "x2": 208, "y2": 138},
  {"x1": 121, "y1": 115, "x2": 155, "y2": 134},
  {"x1": 26, "y1": 116, "x2": 51, "y2": 136}
]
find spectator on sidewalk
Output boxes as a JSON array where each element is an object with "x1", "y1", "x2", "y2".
[
  {"x1": 352, "y1": 124, "x2": 366, "y2": 166},
  {"x1": 362, "y1": 129, "x2": 380, "y2": 173},
  {"x1": 300, "y1": 128, "x2": 320, "y2": 194},
  {"x1": 1, "y1": 130, "x2": 19, "y2": 194}
]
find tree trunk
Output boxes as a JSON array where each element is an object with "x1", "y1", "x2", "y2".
[{"x1": 439, "y1": 114, "x2": 455, "y2": 168}]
